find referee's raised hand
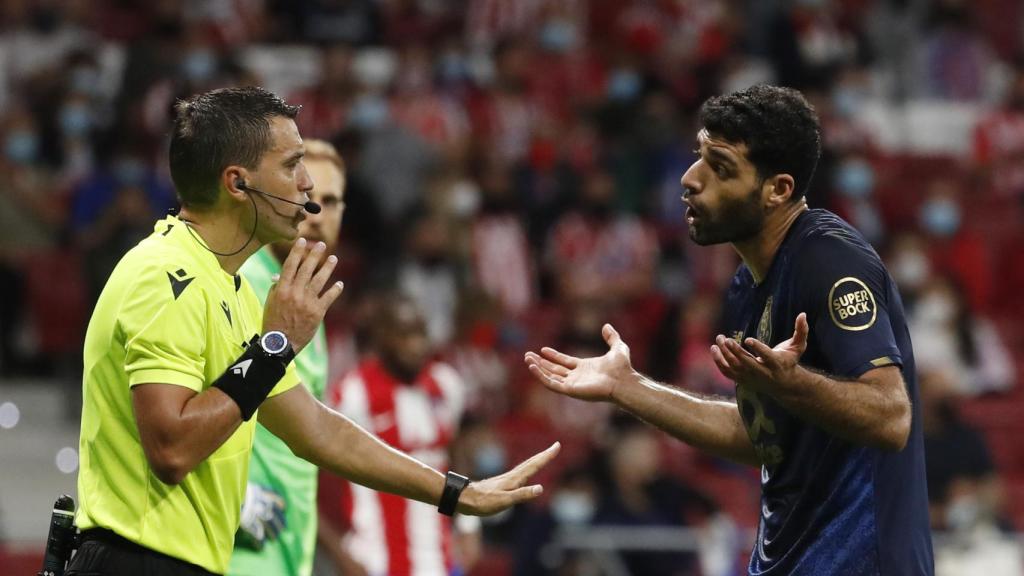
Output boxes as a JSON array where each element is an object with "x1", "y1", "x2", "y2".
[
  {"x1": 455, "y1": 442, "x2": 561, "y2": 516},
  {"x1": 262, "y1": 237, "x2": 344, "y2": 353}
]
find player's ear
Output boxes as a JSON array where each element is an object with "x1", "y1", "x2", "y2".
[{"x1": 765, "y1": 174, "x2": 795, "y2": 208}]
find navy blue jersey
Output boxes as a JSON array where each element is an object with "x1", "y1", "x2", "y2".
[{"x1": 722, "y1": 209, "x2": 933, "y2": 576}]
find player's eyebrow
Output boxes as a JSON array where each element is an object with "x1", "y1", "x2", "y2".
[{"x1": 705, "y1": 147, "x2": 737, "y2": 168}]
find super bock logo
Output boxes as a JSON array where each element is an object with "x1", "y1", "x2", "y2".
[{"x1": 828, "y1": 277, "x2": 877, "y2": 331}]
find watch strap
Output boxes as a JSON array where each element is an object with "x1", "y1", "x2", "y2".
[{"x1": 438, "y1": 471, "x2": 470, "y2": 516}]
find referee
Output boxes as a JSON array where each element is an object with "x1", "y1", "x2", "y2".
[{"x1": 67, "y1": 87, "x2": 559, "y2": 576}]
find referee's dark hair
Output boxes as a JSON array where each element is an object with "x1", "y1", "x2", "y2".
[
  {"x1": 169, "y1": 86, "x2": 300, "y2": 208},
  {"x1": 699, "y1": 84, "x2": 822, "y2": 201}
]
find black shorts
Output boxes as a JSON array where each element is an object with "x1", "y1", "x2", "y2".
[{"x1": 65, "y1": 529, "x2": 219, "y2": 576}]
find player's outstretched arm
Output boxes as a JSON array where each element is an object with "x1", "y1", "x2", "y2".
[
  {"x1": 525, "y1": 324, "x2": 759, "y2": 466},
  {"x1": 259, "y1": 385, "x2": 560, "y2": 516},
  {"x1": 712, "y1": 313, "x2": 911, "y2": 451}
]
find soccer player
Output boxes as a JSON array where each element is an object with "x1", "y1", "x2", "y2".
[
  {"x1": 227, "y1": 139, "x2": 346, "y2": 576},
  {"x1": 68, "y1": 87, "x2": 558, "y2": 576},
  {"x1": 325, "y1": 294, "x2": 480, "y2": 576},
  {"x1": 525, "y1": 85, "x2": 934, "y2": 575}
]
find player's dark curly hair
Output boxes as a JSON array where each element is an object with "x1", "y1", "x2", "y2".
[
  {"x1": 170, "y1": 86, "x2": 299, "y2": 208},
  {"x1": 699, "y1": 84, "x2": 821, "y2": 201}
]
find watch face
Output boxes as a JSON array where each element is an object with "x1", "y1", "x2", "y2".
[{"x1": 261, "y1": 331, "x2": 288, "y2": 355}]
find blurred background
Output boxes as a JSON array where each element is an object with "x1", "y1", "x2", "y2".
[{"x1": 0, "y1": 0, "x2": 1023, "y2": 574}]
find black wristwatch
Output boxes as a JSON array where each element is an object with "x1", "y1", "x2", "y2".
[
  {"x1": 438, "y1": 471, "x2": 471, "y2": 516},
  {"x1": 254, "y1": 331, "x2": 295, "y2": 366}
]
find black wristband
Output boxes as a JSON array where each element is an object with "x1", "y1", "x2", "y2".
[
  {"x1": 438, "y1": 471, "x2": 470, "y2": 516},
  {"x1": 213, "y1": 337, "x2": 287, "y2": 421}
]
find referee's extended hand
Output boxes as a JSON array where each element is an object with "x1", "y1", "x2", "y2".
[
  {"x1": 456, "y1": 442, "x2": 561, "y2": 516},
  {"x1": 263, "y1": 238, "x2": 344, "y2": 353},
  {"x1": 711, "y1": 312, "x2": 809, "y2": 395}
]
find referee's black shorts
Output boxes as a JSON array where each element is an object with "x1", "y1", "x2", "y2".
[{"x1": 65, "y1": 529, "x2": 218, "y2": 576}]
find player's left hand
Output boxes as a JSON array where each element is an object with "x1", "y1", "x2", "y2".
[
  {"x1": 711, "y1": 312, "x2": 809, "y2": 395},
  {"x1": 235, "y1": 483, "x2": 287, "y2": 550}
]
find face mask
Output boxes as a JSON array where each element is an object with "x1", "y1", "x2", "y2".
[
  {"x1": 539, "y1": 20, "x2": 578, "y2": 53},
  {"x1": 5, "y1": 131, "x2": 39, "y2": 164},
  {"x1": 348, "y1": 95, "x2": 390, "y2": 130},
  {"x1": 919, "y1": 198, "x2": 961, "y2": 237},
  {"x1": 607, "y1": 70, "x2": 641, "y2": 102},
  {"x1": 945, "y1": 493, "x2": 981, "y2": 532},
  {"x1": 437, "y1": 52, "x2": 468, "y2": 84},
  {"x1": 832, "y1": 87, "x2": 863, "y2": 118},
  {"x1": 550, "y1": 492, "x2": 595, "y2": 525},
  {"x1": 916, "y1": 294, "x2": 956, "y2": 325},
  {"x1": 473, "y1": 443, "x2": 507, "y2": 478},
  {"x1": 891, "y1": 250, "x2": 931, "y2": 289},
  {"x1": 71, "y1": 67, "x2": 100, "y2": 96},
  {"x1": 114, "y1": 159, "x2": 147, "y2": 186},
  {"x1": 835, "y1": 159, "x2": 875, "y2": 198},
  {"x1": 183, "y1": 50, "x2": 217, "y2": 82},
  {"x1": 59, "y1": 104, "x2": 92, "y2": 137}
]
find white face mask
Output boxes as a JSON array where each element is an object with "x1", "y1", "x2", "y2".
[
  {"x1": 550, "y1": 492, "x2": 595, "y2": 525},
  {"x1": 892, "y1": 250, "x2": 931, "y2": 290},
  {"x1": 916, "y1": 293, "x2": 956, "y2": 325}
]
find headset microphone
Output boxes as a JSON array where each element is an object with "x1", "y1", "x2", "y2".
[{"x1": 236, "y1": 179, "x2": 321, "y2": 214}]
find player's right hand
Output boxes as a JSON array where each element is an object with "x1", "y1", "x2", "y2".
[
  {"x1": 456, "y1": 442, "x2": 561, "y2": 516},
  {"x1": 235, "y1": 483, "x2": 287, "y2": 551},
  {"x1": 262, "y1": 238, "x2": 344, "y2": 353},
  {"x1": 524, "y1": 323, "x2": 634, "y2": 402}
]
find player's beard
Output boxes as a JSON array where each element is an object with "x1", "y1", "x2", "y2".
[{"x1": 687, "y1": 183, "x2": 765, "y2": 246}]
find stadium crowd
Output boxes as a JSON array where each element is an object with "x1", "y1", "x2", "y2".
[{"x1": 0, "y1": 0, "x2": 1022, "y2": 574}]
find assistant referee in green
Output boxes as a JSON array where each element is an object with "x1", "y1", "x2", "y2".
[{"x1": 67, "y1": 86, "x2": 559, "y2": 576}]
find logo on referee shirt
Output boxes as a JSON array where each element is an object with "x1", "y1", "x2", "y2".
[
  {"x1": 231, "y1": 359, "x2": 253, "y2": 378},
  {"x1": 166, "y1": 268, "x2": 194, "y2": 300},
  {"x1": 828, "y1": 277, "x2": 877, "y2": 331}
]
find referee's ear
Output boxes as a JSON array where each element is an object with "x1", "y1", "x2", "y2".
[{"x1": 764, "y1": 174, "x2": 796, "y2": 208}]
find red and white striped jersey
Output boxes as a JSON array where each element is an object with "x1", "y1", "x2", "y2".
[{"x1": 327, "y1": 358, "x2": 467, "y2": 576}]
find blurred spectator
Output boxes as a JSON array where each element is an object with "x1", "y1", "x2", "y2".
[
  {"x1": 921, "y1": 367, "x2": 1024, "y2": 575},
  {"x1": 909, "y1": 275, "x2": 1015, "y2": 396},
  {"x1": 69, "y1": 142, "x2": 175, "y2": 303},
  {"x1": 915, "y1": 0, "x2": 999, "y2": 102},
  {"x1": 917, "y1": 178, "x2": 993, "y2": 313},
  {"x1": 828, "y1": 152, "x2": 885, "y2": 245},
  {"x1": 288, "y1": 45, "x2": 356, "y2": 141},
  {"x1": 972, "y1": 58, "x2": 1024, "y2": 197},
  {"x1": 468, "y1": 157, "x2": 536, "y2": 315},
  {"x1": 589, "y1": 419, "x2": 722, "y2": 576},
  {"x1": 394, "y1": 208, "x2": 464, "y2": 346},
  {"x1": 886, "y1": 232, "x2": 933, "y2": 309},
  {"x1": 545, "y1": 166, "x2": 658, "y2": 309},
  {"x1": 323, "y1": 293, "x2": 480, "y2": 576},
  {"x1": 446, "y1": 289, "x2": 510, "y2": 420}
]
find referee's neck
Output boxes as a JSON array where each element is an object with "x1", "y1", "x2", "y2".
[
  {"x1": 177, "y1": 207, "x2": 263, "y2": 275},
  {"x1": 733, "y1": 202, "x2": 808, "y2": 284}
]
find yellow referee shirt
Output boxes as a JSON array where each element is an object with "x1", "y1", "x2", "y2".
[{"x1": 76, "y1": 215, "x2": 299, "y2": 574}]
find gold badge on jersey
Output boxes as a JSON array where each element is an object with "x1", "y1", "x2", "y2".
[
  {"x1": 828, "y1": 276, "x2": 877, "y2": 331},
  {"x1": 757, "y1": 296, "x2": 773, "y2": 343}
]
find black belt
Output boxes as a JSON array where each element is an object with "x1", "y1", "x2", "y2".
[{"x1": 78, "y1": 529, "x2": 219, "y2": 575}]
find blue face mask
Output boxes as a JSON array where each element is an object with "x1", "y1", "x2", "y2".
[
  {"x1": 539, "y1": 21, "x2": 578, "y2": 53},
  {"x1": 437, "y1": 53, "x2": 468, "y2": 83},
  {"x1": 835, "y1": 159, "x2": 875, "y2": 199},
  {"x1": 114, "y1": 158, "x2": 147, "y2": 186},
  {"x1": 550, "y1": 492, "x2": 595, "y2": 525},
  {"x1": 5, "y1": 131, "x2": 39, "y2": 164},
  {"x1": 473, "y1": 443, "x2": 507, "y2": 478},
  {"x1": 348, "y1": 95, "x2": 390, "y2": 130},
  {"x1": 608, "y1": 69, "x2": 641, "y2": 102},
  {"x1": 183, "y1": 50, "x2": 217, "y2": 82},
  {"x1": 832, "y1": 88, "x2": 862, "y2": 118},
  {"x1": 920, "y1": 198, "x2": 961, "y2": 237},
  {"x1": 59, "y1": 104, "x2": 92, "y2": 137}
]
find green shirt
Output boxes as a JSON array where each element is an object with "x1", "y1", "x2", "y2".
[
  {"x1": 76, "y1": 216, "x2": 300, "y2": 575},
  {"x1": 228, "y1": 247, "x2": 328, "y2": 576}
]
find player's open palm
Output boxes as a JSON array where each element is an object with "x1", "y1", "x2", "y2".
[
  {"x1": 711, "y1": 312, "x2": 809, "y2": 394},
  {"x1": 524, "y1": 324, "x2": 634, "y2": 402}
]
